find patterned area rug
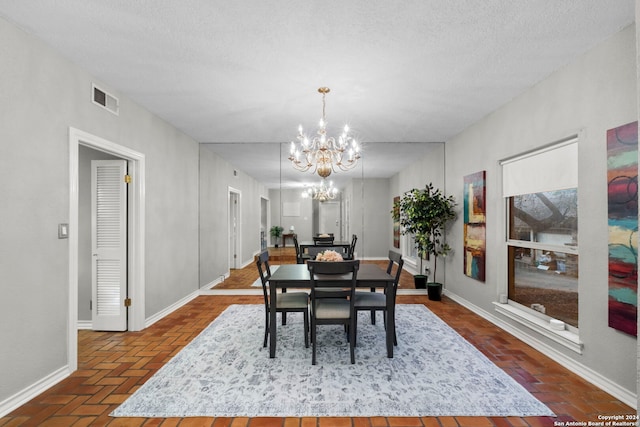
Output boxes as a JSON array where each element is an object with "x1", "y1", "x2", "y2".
[{"x1": 111, "y1": 304, "x2": 555, "y2": 418}]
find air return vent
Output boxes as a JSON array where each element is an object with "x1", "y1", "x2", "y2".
[{"x1": 92, "y1": 84, "x2": 119, "y2": 115}]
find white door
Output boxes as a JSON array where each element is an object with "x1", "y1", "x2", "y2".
[
  {"x1": 91, "y1": 160, "x2": 128, "y2": 331},
  {"x1": 319, "y1": 202, "x2": 341, "y2": 238}
]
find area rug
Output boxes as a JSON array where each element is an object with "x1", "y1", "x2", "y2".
[{"x1": 110, "y1": 304, "x2": 555, "y2": 418}]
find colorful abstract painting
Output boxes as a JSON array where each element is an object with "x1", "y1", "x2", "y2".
[
  {"x1": 393, "y1": 196, "x2": 400, "y2": 248},
  {"x1": 463, "y1": 171, "x2": 486, "y2": 282},
  {"x1": 607, "y1": 121, "x2": 638, "y2": 336}
]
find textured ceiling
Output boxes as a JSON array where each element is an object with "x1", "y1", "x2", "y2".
[{"x1": 0, "y1": 1, "x2": 634, "y2": 188}]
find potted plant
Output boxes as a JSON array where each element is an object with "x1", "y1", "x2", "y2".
[
  {"x1": 392, "y1": 183, "x2": 457, "y2": 299},
  {"x1": 269, "y1": 225, "x2": 283, "y2": 248}
]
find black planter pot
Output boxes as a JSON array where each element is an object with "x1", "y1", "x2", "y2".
[
  {"x1": 427, "y1": 282, "x2": 443, "y2": 301},
  {"x1": 414, "y1": 275, "x2": 427, "y2": 289}
]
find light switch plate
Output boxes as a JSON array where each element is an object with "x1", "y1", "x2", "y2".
[{"x1": 58, "y1": 223, "x2": 69, "y2": 239}]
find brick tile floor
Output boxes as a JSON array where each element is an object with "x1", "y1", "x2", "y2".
[{"x1": 0, "y1": 252, "x2": 634, "y2": 427}]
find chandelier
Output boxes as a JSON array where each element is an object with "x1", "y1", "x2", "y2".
[
  {"x1": 288, "y1": 87, "x2": 360, "y2": 178},
  {"x1": 301, "y1": 179, "x2": 338, "y2": 201}
]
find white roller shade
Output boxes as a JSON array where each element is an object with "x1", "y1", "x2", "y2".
[{"x1": 501, "y1": 137, "x2": 578, "y2": 197}]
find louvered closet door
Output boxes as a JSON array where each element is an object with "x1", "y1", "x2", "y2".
[{"x1": 91, "y1": 160, "x2": 128, "y2": 331}]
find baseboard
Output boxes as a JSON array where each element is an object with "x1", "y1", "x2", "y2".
[
  {"x1": 77, "y1": 320, "x2": 92, "y2": 330},
  {"x1": 0, "y1": 365, "x2": 70, "y2": 418},
  {"x1": 444, "y1": 289, "x2": 637, "y2": 409},
  {"x1": 145, "y1": 289, "x2": 200, "y2": 328},
  {"x1": 2, "y1": 289, "x2": 204, "y2": 418},
  {"x1": 204, "y1": 272, "x2": 230, "y2": 289}
]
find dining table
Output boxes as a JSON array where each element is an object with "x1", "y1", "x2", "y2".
[{"x1": 267, "y1": 263, "x2": 396, "y2": 359}]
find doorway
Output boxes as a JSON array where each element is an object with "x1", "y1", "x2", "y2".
[
  {"x1": 228, "y1": 187, "x2": 241, "y2": 270},
  {"x1": 318, "y1": 201, "x2": 341, "y2": 239},
  {"x1": 68, "y1": 127, "x2": 146, "y2": 371}
]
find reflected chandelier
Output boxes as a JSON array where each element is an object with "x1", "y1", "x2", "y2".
[
  {"x1": 302, "y1": 179, "x2": 338, "y2": 201},
  {"x1": 288, "y1": 87, "x2": 360, "y2": 178}
]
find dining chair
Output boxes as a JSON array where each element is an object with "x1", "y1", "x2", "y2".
[
  {"x1": 353, "y1": 250, "x2": 403, "y2": 346},
  {"x1": 257, "y1": 250, "x2": 309, "y2": 348},
  {"x1": 343, "y1": 234, "x2": 358, "y2": 260},
  {"x1": 313, "y1": 235, "x2": 335, "y2": 245},
  {"x1": 307, "y1": 260, "x2": 360, "y2": 365},
  {"x1": 293, "y1": 234, "x2": 311, "y2": 264}
]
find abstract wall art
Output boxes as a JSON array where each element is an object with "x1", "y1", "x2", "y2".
[
  {"x1": 607, "y1": 121, "x2": 638, "y2": 336},
  {"x1": 463, "y1": 171, "x2": 486, "y2": 282}
]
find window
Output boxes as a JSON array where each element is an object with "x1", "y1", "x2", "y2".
[
  {"x1": 501, "y1": 136, "x2": 579, "y2": 329},
  {"x1": 402, "y1": 233, "x2": 419, "y2": 270},
  {"x1": 507, "y1": 189, "x2": 578, "y2": 327}
]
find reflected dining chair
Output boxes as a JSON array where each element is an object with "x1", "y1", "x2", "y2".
[
  {"x1": 307, "y1": 260, "x2": 360, "y2": 365},
  {"x1": 257, "y1": 250, "x2": 309, "y2": 348},
  {"x1": 343, "y1": 234, "x2": 358, "y2": 260},
  {"x1": 293, "y1": 234, "x2": 311, "y2": 264},
  {"x1": 313, "y1": 235, "x2": 334, "y2": 245},
  {"x1": 353, "y1": 250, "x2": 403, "y2": 346}
]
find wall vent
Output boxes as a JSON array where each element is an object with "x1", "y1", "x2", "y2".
[{"x1": 92, "y1": 84, "x2": 119, "y2": 115}]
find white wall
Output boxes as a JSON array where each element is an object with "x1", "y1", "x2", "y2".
[
  {"x1": 444, "y1": 25, "x2": 638, "y2": 396},
  {"x1": 0, "y1": 16, "x2": 199, "y2": 405}
]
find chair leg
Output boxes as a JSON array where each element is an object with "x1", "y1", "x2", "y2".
[
  {"x1": 303, "y1": 310, "x2": 309, "y2": 348},
  {"x1": 282, "y1": 312, "x2": 287, "y2": 325},
  {"x1": 353, "y1": 311, "x2": 358, "y2": 346},
  {"x1": 311, "y1": 318, "x2": 317, "y2": 365},
  {"x1": 370, "y1": 288, "x2": 376, "y2": 324},
  {"x1": 349, "y1": 319, "x2": 355, "y2": 364},
  {"x1": 383, "y1": 311, "x2": 397, "y2": 346},
  {"x1": 263, "y1": 310, "x2": 269, "y2": 348}
]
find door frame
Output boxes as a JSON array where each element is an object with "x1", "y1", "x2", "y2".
[
  {"x1": 318, "y1": 201, "x2": 341, "y2": 239},
  {"x1": 68, "y1": 127, "x2": 146, "y2": 371}
]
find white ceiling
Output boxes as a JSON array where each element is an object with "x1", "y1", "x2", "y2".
[{"x1": 0, "y1": 1, "x2": 634, "y2": 189}]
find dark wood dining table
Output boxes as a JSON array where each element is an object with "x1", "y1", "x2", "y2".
[{"x1": 267, "y1": 263, "x2": 396, "y2": 359}]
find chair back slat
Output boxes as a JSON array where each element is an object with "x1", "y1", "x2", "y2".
[
  {"x1": 308, "y1": 260, "x2": 360, "y2": 300},
  {"x1": 256, "y1": 250, "x2": 271, "y2": 305},
  {"x1": 386, "y1": 250, "x2": 404, "y2": 295},
  {"x1": 313, "y1": 235, "x2": 335, "y2": 245}
]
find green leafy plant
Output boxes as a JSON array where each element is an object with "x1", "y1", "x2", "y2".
[
  {"x1": 392, "y1": 183, "x2": 457, "y2": 283},
  {"x1": 269, "y1": 225, "x2": 284, "y2": 247},
  {"x1": 269, "y1": 225, "x2": 283, "y2": 238}
]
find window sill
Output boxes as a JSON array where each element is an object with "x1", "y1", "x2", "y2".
[{"x1": 493, "y1": 301, "x2": 583, "y2": 354}]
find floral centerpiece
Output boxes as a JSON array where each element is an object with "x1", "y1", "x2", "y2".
[{"x1": 315, "y1": 250, "x2": 343, "y2": 262}]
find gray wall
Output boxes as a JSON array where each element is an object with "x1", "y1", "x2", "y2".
[
  {"x1": 269, "y1": 188, "x2": 314, "y2": 244},
  {"x1": 389, "y1": 142, "x2": 447, "y2": 273},
  {"x1": 0, "y1": 16, "x2": 199, "y2": 403},
  {"x1": 347, "y1": 178, "x2": 392, "y2": 259},
  {"x1": 443, "y1": 25, "x2": 638, "y2": 395},
  {"x1": 199, "y1": 145, "x2": 267, "y2": 285}
]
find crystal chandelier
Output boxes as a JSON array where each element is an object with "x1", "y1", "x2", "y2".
[
  {"x1": 288, "y1": 87, "x2": 360, "y2": 178},
  {"x1": 301, "y1": 179, "x2": 338, "y2": 201}
]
